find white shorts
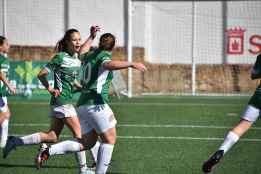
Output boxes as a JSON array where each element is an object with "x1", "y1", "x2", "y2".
[
  {"x1": 77, "y1": 104, "x2": 117, "y2": 134},
  {"x1": 49, "y1": 104, "x2": 77, "y2": 119},
  {"x1": 0, "y1": 97, "x2": 8, "y2": 112},
  {"x1": 241, "y1": 105, "x2": 260, "y2": 122}
]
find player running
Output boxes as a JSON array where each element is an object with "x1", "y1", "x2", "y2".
[
  {"x1": 35, "y1": 32, "x2": 147, "y2": 174},
  {"x1": 0, "y1": 36, "x2": 16, "y2": 148},
  {"x1": 202, "y1": 53, "x2": 261, "y2": 173},
  {"x1": 3, "y1": 27, "x2": 99, "y2": 173}
]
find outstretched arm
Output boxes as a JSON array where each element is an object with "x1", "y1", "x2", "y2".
[
  {"x1": 79, "y1": 26, "x2": 100, "y2": 55},
  {"x1": 0, "y1": 72, "x2": 16, "y2": 95},
  {"x1": 103, "y1": 60, "x2": 147, "y2": 72},
  {"x1": 37, "y1": 68, "x2": 60, "y2": 97}
]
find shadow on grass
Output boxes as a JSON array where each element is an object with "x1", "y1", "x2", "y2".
[
  {"x1": 0, "y1": 163, "x2": 77, "y2": 169},
  {"x1": 0, "y1": 164, "x2": 128, "y2": 174}
]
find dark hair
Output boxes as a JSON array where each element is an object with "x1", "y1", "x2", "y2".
[
  {"x1": 99, "y1": 33, "x2": 115, "y2": 51},
  {"x1": 0, "y1": 36, "x2": 6, "y2": 46},
  {"x1": 55, "y1": 29, "x2": 79, "y2": 52}
]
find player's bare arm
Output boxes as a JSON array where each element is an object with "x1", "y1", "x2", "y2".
[
  {"x1": 37, "y1": 68, "x2": 60, "y2": 97},
  {"x1": 79, "y1": 26, "x2": 100, "y2": 55},
  {"x1": 0, "y1": 71, "x2": 16, "y2": 95},
  {"x1": 103, "y1": 60, "x2": 147, "y2": 72}
]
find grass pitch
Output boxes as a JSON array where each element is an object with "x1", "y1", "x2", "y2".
[{"x1": 1, "y1": 95, "x2": 261, "y2": 174}]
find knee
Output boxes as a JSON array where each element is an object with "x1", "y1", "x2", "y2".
[
  {"x1": 1, "y1": 111, "x2": 10, "y2": 120},
  {"x1": 101, "y1": 134, "x2": 116, "y2": 145},
  {"x1": 101, "y1": 128, "x2": 117, "y2": 145},
  {"x1": 107, "y1": 137, "x2": 116, "y2": 145},
  {"x1": 5, "y1": 112, "x2": 11, "y2": 119},
  {"x1": 46, "y1": 131, "x2": 59, "y2": 143}
]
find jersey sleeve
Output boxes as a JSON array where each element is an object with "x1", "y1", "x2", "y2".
[
  {"x1": 97, "y1": 53, "x2": 112, "y2": 67},
  {"x1": 45, "y1": 53, "x2": 63, "y2": 72}
]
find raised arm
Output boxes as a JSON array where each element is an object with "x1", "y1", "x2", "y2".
[
  {"x1": 103, "y1": 60, "x2": 147, "y2": 72},
  {"x1": 79, "y1": 26, "x2": 100, "y2": 55}
]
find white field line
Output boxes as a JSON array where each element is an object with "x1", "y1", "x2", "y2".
[
  {"x1": 9, "y1": 102, "x2": 244, "y2": 107},
  {"x1": 10, "y1": 123, "x2": 261, "y2": 130},
  {"x1": 10, "y1": 134, "x2": 261, "y2": 142}
]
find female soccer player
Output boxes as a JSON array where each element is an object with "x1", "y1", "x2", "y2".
[
  {"x1": 202, "y1": 53, "x2": 261, "y2": 173},
  {"x1": 0, "y1": 36, "x2": 16, "y2": 148},
  {"x1": 36, "y1": 33, "x2": 147, "y2": 174},
  {"x1": 3, "y1": 27, "x2": 99, "y2": 173}
]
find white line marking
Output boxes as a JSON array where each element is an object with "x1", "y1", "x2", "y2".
[
  {"x1": 10, "y1": 134, "x2": 261, "y2": 142},
  {"x1": 111, "y1": 103, "x2": 244, "y2": 106},
  {"x1": 9, "y1": 102, "x2": 244, "y2": 106},
  {"x1": 10, "y1": 123, "x2": 261, "y2": 130}
]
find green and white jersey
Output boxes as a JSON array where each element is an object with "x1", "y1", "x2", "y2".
[
  {"x1": 249, "y1": 54, "x2": 261, "y2": 108},
  {"x1": 45, "y1": 52, "x2": 81, "y2": 106},
  {"x1": 0, "y1": 54, "x2": 10, "y2": 97},
  {"x1": 77, "y1": 48, "x2": 113, "y2": 106}
]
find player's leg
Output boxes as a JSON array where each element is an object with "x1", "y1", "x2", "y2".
[
  {"x1": 0, "y1": 97, "x2": 11, "y2": 148},
  {"x1": 202, "y1": 105, "x2": 258, "y2": 173},
  {"x1": 96, "y1": 127, "x2": 116, "y2": 174},
  {"x1": 3, "y1": 117, "x2": 64, "y2": 158},
  {"x1": 0, "y1": 109, "x2": 10, "y2": 148},
  {"x1": 4, "y1": 105, "x2": 67, "y2": 158},
  {"x1": 45, "y1": 122, "x2": 98, "y2": 172},
  {"x1": 76, "y1": 131, "x2": 99, "y2": 174},
  {"x1": 88, "y1": 104, "x2": 117, "y2": 174},
  {"x1": 35, "y1": 104, "x2": 97, "y2": 171},
  {"x1": 64, "y1": 116, "x2": 88, "y2": 173},
  {"x1": 89, "y1": 140, "x2": 101, "y2": 169},
  {"x1": 37, "y1": 130, "x2": 98, "y2": 164},
  {"x1": 5, "y1": 104, "x2": 67, "y2": 156}
]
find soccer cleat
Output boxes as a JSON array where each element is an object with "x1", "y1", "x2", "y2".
[
  {"x1": 35, "y1": 143, "x2": 50, "y2": 169},
  {"x1": 3, "y1": 136, "x2": 17, "y2": 159},
  {"x1": 202, "y1": 150, "x2": 224, "y2": 173}
]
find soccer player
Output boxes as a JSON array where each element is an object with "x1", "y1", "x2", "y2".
[
  {"x1": 3, "y1": 27, "x2": 99, "y2": 173},
  {"x1": 202, "y1": 53, "x2": 261, "y2": 173},
  {"x1": 0, "y1": 36, "x2": 16, "y2": 148},
  {"x1": 35, "y1": 33, "x2": 147, "y2": 174}
]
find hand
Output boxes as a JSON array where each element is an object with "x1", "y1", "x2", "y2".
[
  {"x1": 47, "y1": 86, "x2": 60, "y2": 98},
  {"x1": 90, "y1": 25, "x2": 101, "y2": 39},
  {"x1": 9, "y1": 86, "x2": 16, "y2": 95},
  {"x1": 131, "y1": 62, "x2": 147, "y2": 72}
]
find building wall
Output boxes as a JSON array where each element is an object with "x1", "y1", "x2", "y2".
[{"x1": 0, "y1": 0, "x2": 260, "y2": 64}]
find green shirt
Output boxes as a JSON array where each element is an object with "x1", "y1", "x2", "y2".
[
  {"x1": 0, "y1": 54, "x2": 10, "y2": 97},
  {"x1": 77, "y1": 48, "x2": 113, "y2": 106},
  {"x1": 249, "y1": 54, "x2": 261, "y2": 108},
  {"x1": 45, "y1": 52, "x2": 81, "y2": 106}
]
